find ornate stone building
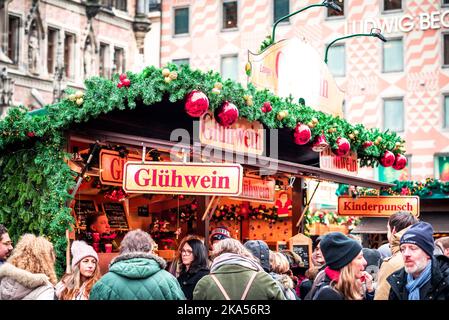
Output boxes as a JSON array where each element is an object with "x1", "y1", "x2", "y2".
[{"x1": 0, "y1": 0, "x2": 162, "y2": 117}]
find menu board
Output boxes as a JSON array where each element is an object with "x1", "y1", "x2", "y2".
[
  {"x1": 102, "y1": 202, "x2": 129, "y2": 230},
  {"x1": 292, "y1": 244, "x2": 309, "y2": 269},
  {"x1": 73, "y1": 200, "x2": 97, "y2": 228}
]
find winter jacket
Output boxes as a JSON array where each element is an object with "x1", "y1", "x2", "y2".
[
  {"x1": 374, "y1": 227, "x2": 410, "y2": 300},
  {"x1": 0, "y1": 263, "x2": 55, "y2": 300},
  {"x1": 270, "y1": 272, "x2": 298, "y2": 300},
  {"x1": 89, "y1": 252, "x2": 185, "y2": 300},
  {"x1": 387, "y1": 255, "x2": 449, "y2": 300},
  {"x1": 177, "y1": 267, "x2": 209, "y2": 300},
  {"x1": 193, "y1": 264, "x2": 285, "y2": 300}
]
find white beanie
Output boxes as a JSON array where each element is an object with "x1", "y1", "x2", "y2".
[{"x1": 71, "y1": 240, "x2": 99, "y2": 269}]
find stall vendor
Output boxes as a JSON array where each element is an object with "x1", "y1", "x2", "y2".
[{"x1": 83, "y1": 212, "x2": 117, "y2": 253}]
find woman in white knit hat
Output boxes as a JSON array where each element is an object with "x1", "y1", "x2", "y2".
[{"x1": 56, "y1": 241, "x2": 100, "y2": 300}]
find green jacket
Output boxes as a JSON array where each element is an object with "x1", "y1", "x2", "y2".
[
  {"x1": 90, "y1": 252, "x2": 185, "y2": 300},
  {"x1": 193, "y1": 264, "x2": 285, "y2": 300}
]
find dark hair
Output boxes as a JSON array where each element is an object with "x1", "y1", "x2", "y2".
[
  {"x1": 388, "y1": 211, "x2": 418, "y2": 232},
  {"x1": 181, "y1": 239, "x2": 208, "y2": 273},
  {"x1": 0, "y1": 224, "x2": 8, "y2": 241},
  {"x1": 86, "y1": 212, "x2": 106, "y2": 232}
]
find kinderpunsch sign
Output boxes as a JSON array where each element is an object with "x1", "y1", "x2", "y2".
[{"x1": 338, "y1": 196, "x2": 420, "y2": 217}]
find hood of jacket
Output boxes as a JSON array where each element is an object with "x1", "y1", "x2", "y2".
[
  {"x1": 109, "y1": 252, "x2": 167, "y2": 280},
  {"x1": 0, "y1": 263, "x2": 52, "y2": 300},
  {"x1": 390, "y1": 226, "x2": 412, "y2": 255}
]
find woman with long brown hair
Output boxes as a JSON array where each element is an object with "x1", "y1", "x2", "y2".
[
  {"x1": 312, "y1": 232, "x2": 374, "y2": 300},
  {"x1": 0, "y1": 234, "x2": 57, "y2": 300},
  {"x1": 56, "y1": 241, "x2": 100, "y2": 300}
]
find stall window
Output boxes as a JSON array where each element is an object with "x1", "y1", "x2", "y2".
[
  {"x1": 99, "y1": 43, "x2": 109, "y2": 78},
  {"x1": 378, "y1": 155, "x2": 410, "y2": 182},
  {"x1": 435, "y1": 155, "x2": 449, "y2": 181},
  {"x1": 221, "y1": 55, "x2": 239, "y2": 81},
  {"x1": 274, "y1": 0, "x2": 289, "y2": 23},
  {"x1": 383, "y1": 38, "x2": 403, "y2": 72},
  {"x1": 7, "y1": 15, "x2": 20, "y2": 64},
  {"x1": 383, "y1": 98, "x2": 404, "y2": 132},
  {"x1": 327, "y1": 0, "x2": 344, "y2": 18},
  {"x1": 113, "y1": 47, "x2": 125, "y2": 74},
  {"x1": 444, "y1": 34, "x2": 449, "y2": 66},
  {"x1": 327, "y1": 44, "x2": 345, "y2": 77},
  {"x1": 47, "y1": 27, "x2": 58, "y2": 74},
  {"x1": 64, "y1": 32, "x2": 76, "y2": 79},
  {"x1": 383, "y1": 0, "x2": 402, "y2": 11},
  {"x1": 223, "y1": 1, "x2": 238, "y2": 30},
  {"x1": 172, "y1": 58, "x2": 189, "y2": 66},
  {"x1": 174, "y1": 7, "x2": 189, "y2": 35},
  {"x1": 444, "y1": 95, "x2": 449, "y2": 128}
]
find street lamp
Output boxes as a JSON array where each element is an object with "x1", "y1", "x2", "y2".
[
  {"x1": 324, "y1": 27, "x2": 387, "y2": 64},
  {"x1": 271, "y1": 0, "x2": 342, "y2": 45}
]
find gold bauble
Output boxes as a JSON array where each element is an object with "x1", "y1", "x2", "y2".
[
  {"x1": 76, "y1": 98, "x2": 84, "y2": 105},
  {"x1": 68, "y1": 94, "x2": 76, "y2": 101},
  {"x1": 214, "y1": 82, "x2": 223, "y2": 90},
  {"x1": 162, "y1": 68, "x2": 170, "y2": 76},
  {"x1": 169, "y1": 71, "x2": 178, "y2": 80},
  {"x1": 164, "y1": 77, "x2": 171, "y2": 83},
  {"x1": 75, "y1": 90, "x2": 84, "y2": 99}
]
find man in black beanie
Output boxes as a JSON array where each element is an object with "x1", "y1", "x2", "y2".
[{"x1": 387, "y1": 222, "x2": 449, "y2": 300}]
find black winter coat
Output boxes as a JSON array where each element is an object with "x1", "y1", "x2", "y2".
[
  {"x1": 177, "y1": 268, "x2": 209, "y2": 300},
  {"x1": 311, "y1": 273, "x2": 375, "y2": 300},
  {"x1": 387, "y1": 255, "x2": 449, "y2": 300}
]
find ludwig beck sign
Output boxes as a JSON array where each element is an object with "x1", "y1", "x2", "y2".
[
  {"x1": 338, "y1": 196, "x2": 420, "y2": 217},
  {"x1": 123, "y1": 162, "x2": 243, "y2": 196}
]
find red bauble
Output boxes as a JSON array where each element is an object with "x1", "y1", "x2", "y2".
[
  {"x1": 119, "y1": 74, "x2": 127, "y2": 81},
  {"x1": 261, "y1": 106, "x2": 267, "y2": 113},
  {"x1": 333, "y1": 137, "x2": 351, "y2": 156},
  {"x1": 215, "y1": 101, "x2": 239, "y2": 126},
  {"x1": 117, "y1": 82, "x2": 123, "y2": 88},
  {"x1": 293, "y1": 123, "x2": 311, "y2": 145},
  {"x1": 380, "y1": 150, "x2": 395, "y2": 167},
  {"x1": 312, "y1": 134, "x2": 329, "y2": 152},
  {"x1": 185, "y1": 90, "x2": 209, "y2": 117},
  {"x1": 392, "y1": 154, "x2": 407, "y2": 170},
  {"x1": 27, "y1": 132, "x2": 35, "y2": 138},
  {"x1": 363, "y1": 141, "x2": 373, "y2": 149},
  {"x1": 122, "y1": 79, "x2": 131, "y2": 87},
  {"x1": 263, "y1": 102, "x2": 272, "y2": 112}
]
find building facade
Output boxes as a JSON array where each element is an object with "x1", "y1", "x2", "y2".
[
  {"x1": 0, "y1": 0, "x2": 162, "y2": 117},
  {"x1": 160, "y1": 0, "x2": 449, "y2": 182}
]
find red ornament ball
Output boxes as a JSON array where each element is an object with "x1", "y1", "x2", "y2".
[
  {"x1": 263, "y1": 102, "x2": 272, "y2": 112},
  {"x1": 27, "y1": 132, "x2": 35, "y2": 138},
  {"x1": 333, "y1": 137, "x2": 350, "y2": 156},
  {"x1": 119, "y1": 73, "x2": 127, "y2": 81},
  {"x1": 117, "y1": 82, "x2": 123, "y2": 88},
  {"x1": 392, "y1": 154, "x2": 407, "y2": 170},
  {"x1": 362, "y1": 141, "x2": 373, "y2": 149},
  {"x1": 380, "y1": 150, "x2": 396, "y2": 167},
  {"x1": 215, "y1": 101, "x2": 239, "y2": 126},
  {"x1": 122, "y1": 79, "x2": 131, "y2": 87},
  {"x1": 185, "y1": 90, "x2": 209, "y2": 117},
  {"x1": 293, "y1": 123, "x2": 311, "y2": 145}
]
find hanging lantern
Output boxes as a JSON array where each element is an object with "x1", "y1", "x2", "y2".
[{"x1": 312, "y1": 134, "x2": 329, "y2": 152}]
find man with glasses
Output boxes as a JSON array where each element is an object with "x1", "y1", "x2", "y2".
[{"x1": 0, "y1": 224, "x2": 13, "y2": 266}]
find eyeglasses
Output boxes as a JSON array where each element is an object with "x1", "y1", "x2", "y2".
[{"x1": 181, "y1": 249, "x2": 193, "y2": 255}]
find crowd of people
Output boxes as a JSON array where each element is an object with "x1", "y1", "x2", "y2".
[{"x1": 0, "y1": 210, "x2": 448, "y2": 300}]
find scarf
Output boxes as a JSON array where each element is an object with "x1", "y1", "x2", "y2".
[
  {"x1": 210, "y1": 253, "x2": 263, "y2": 273},
  {"x1": 324, "y1": 267, "x2": 341, "y2": 283},
  {"x1": 405, "y1": 261, "x2": 432, "y2": 300}
]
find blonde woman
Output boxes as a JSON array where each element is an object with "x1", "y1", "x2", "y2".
[
  {"x1": 269, "y1": 251, "x2": 298, "y2": 300},
  {"x1": 193, "y1": 238, "x2": 285, "y2": 300},
  {"x1": 0, "y1": 234, "x2": 57, "y2": 300},
  {"x1": 56, "y1": 241, "x2": 100, "y2": 300},
  {"x1": 312, "y1": 232, "x2": 374, "y2": 300}
]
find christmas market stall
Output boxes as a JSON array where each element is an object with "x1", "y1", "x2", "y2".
[{"x1": 0, "y1": 62, "x2": 405, "y2": 275}]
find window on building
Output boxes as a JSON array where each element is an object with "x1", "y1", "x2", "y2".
[
  {"x1": 99, "y1": 43, "x2": 109, "y2": 78},
  {"x1": 383, "y1": 99, "x2": 404, "y2": 132},
  {"x1": 114, "y1": 0, "x2": 127, "y2": 11},
  {"x1": 383, "y1": 38, "x2": 403, "y2": 72},
  {"x1": 223, "y1": 1, "x2": 238, "y2": 29},
  {"x1": 435, "y1": 155, "x2": 449, "y2": 181},
  {"x1": 444, "y1": 96, "x2": 449, "y2": 128},
  {"x1": 327, "y1": 44, "x2": 345, "y2": 77},
  {"x1": 443, "y1": 0, "x2": 449, "y2": 6},
  {"x1": 113, "y1": 47, "x2": 125, "y2": 74},
  {"x1": 149, "y1": 0, "x2": 161, "y2": 12},
  {"x1": 379, "y1": 155, "x2": 410, "y2": 182},
  {"x1": 7, "y1": 15, "x2": 20, "y2": 64},
  {"x1": 47, "y1": 28, "x2": 58, "y2": 74},
  {"x1": 274, "y1": 0, "x2": 289, "y2": 23},
  {"x1": 383, "y1": 0, "x2": 402, "y2": 11},
  {"x1": 444, "y1": 34, "x2": 449, "y2": 66},
  {"x1": 172, "y1": 58, "x2": 189, "y2": 66},
  {"x1": 327, "y1": 0, "x2": 344, "y2": 17},
  {"x1": 221, "y1": 55, "x2": 239, "y2": 81},
  {"x1": 64, "y1": 33, "x2": 75, "y2": 78},
  {"x1": 174, "y1": 7, "x2": 189, "y2": 35}
]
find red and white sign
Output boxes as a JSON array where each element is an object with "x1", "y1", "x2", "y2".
[
  {"x1": 123, "y1": 162, "x2": 243, "y2": 196},
  {"x1": 338, "y1": 196, "x2": 420, "y2": 217},
  {"x1": 320, "y1": 148, "x2": 358, "y2": 175},
  {"x1": 231, "y1": 177, "x2": 275, "y2": 203},
  {"x1": 100, "y1": 149, "x2": 143, "y2": 186},
  {"x1": 199, "y1": 111, "x2": 264, "y2": 155}
]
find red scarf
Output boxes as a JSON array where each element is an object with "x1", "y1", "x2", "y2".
[{"x1": 325, "y1": 267, "x2": 340, "y2": 283}]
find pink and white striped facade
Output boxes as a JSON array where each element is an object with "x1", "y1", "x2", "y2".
[{"x1": 161, "y1": 0, "x2": 449, "y2": 181}]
